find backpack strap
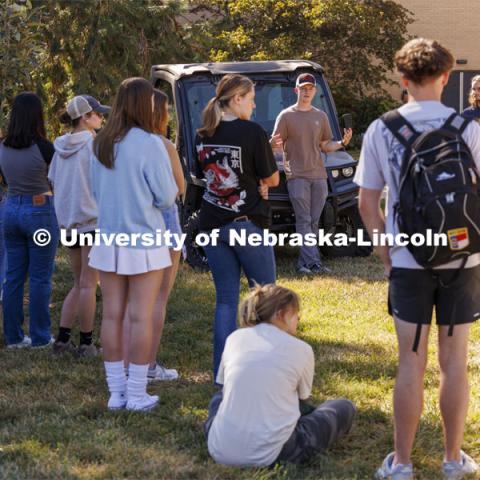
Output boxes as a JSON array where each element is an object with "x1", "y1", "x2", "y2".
[
  {"x1": 381, "y1": 110, "x2": 419, "y2": 149},
  {"x1": 443, "y1": 112, "x2": 472, "y2": 135}
]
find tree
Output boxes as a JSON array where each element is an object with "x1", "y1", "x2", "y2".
[
  {"x1": 35, "y1": 0, "x2": 193, "y2": 134},
  {"x1": 189, "y1": 0, "x2": 413, "y2": 130},
  {"x1": 0, "y1": 0, "x2": 44, "y2": 131}
]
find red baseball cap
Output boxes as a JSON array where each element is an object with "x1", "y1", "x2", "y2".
[{"x1": 296, "y1": 73, "x2": 316, "y2": 88}]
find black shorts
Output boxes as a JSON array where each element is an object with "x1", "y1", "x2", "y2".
[
  {"x1": 388, "y1": 265, "x2": 480, "y2": 326},
  {"x1": 65, "y1": 231, "x2": 95, "y2": 250}
]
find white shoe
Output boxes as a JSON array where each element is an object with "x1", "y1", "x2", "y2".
[
  {"x1": 443, "y1": 451, "x2": 479, "y2": 479},
  {"x1": 147, "y1": 362, "x2": 179, "y2": 382},
  {"x1": 6, "y1": 335, "x2": 32, "y2": 349},
  {"x1": 126, "y1": 394, "x2": 159, "y2": 412},
  {"x1": 107, "y1": 393, "x2": 127, "y2": 411},
  {"x1": 376, "y1": 452, "x2": 413, "y2": 480}
]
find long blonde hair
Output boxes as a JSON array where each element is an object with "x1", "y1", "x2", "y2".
[
  {"x1": 469, "y1": 75, "x2": 480, "y2": 108},
  {"x1": 197, "y1": 74, "x2": 254, "y2": 138},
  {"x1": 239, "y1": 284, "x2": 300, "y2": 328}
]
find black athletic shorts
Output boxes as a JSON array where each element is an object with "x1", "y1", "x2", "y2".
[
  {"x1": 65, "y1": 231, "x2": 95, "y2": 250},
  {"x1": 388, "y1": 265, "x2": 480, "y2": 326}
]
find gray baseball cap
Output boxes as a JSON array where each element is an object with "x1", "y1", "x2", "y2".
[{"x1": 66, "y1": 95, "x2": 111, "y2": 120}]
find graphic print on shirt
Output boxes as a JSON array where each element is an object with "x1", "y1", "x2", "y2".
[{"x1": 196, "y1": 143, "x2": 246, "y2": 212}]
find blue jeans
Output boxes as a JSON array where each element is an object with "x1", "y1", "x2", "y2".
[
  {"x1": 0, "y1": 197, "x2": 7, "y2": 296},
  {"x1": 3, "y1": 195, "x2": 59, "y2": 346},
  {"x1": 204, "y1": 220, "x2": 276, "y2": 380}
]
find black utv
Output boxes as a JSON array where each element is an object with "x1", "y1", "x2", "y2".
[{"x1": 151, "y1": 60, "x2": 371, "y2": 270}]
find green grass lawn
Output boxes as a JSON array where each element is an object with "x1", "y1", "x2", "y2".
[{"x1": 0, "y1": 247, "x2": 479, "y2": 479}]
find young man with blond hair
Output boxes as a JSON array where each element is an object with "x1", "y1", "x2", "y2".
[{"x1": 356, "y1": 38, "x2": 480, "y2": 479}]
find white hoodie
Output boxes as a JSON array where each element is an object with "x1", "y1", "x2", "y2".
[{"x1": 49, "y1": 131, "x2": 97, "y2": 233}]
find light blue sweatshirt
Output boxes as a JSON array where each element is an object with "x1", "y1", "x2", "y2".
[{"x1": 90, "y1": 127, "x2": 177, "y2": 246}]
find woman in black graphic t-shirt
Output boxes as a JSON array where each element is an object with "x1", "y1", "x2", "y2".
[{"x1": 195, "y1": 74, "x2": 279, "y2": 381}]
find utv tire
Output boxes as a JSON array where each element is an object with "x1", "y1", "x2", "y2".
[
  {"x1": 320, "y1": 206, "x2": 372, "y2": 258},
  {"x1": 183, "y1": 212, "x2": 210, "y2": 272}
]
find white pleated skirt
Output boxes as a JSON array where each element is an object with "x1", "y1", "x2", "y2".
[{"x1": 88, "y1": 244, "x2": 172, "y2": 275}]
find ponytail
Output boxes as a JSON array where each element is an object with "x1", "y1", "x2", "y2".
[
  {"x1": 58, "y1": 108, "x2": 84, "y2": 128},
  {"x1": 197, "y1": 74, "x2": 254, "y2": 138},
  {"x1": 239, "y1": 284, "x2": 300, "y2": 328},
  {"x1": 197, "y1": 97, "x2": 223, "y2": 138}
]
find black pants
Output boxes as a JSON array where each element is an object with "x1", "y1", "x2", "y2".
[{"x1": 204, "y1": 391, "x2": 356, "y2": 465}]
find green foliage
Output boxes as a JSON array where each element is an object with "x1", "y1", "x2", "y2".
[
  {"x1": 342, "y1": 95, "x2": 400, "y2": 148},
  {"x1": 190, "y1": 0, "x2": 413, "y2": 131},
  {"x1": 1, "y1": 0, "x2": 194, "y2": 137},
  {"x1": 0, "y1": 0, "x2": 44, "y2": 132},
  {"x1": 35, "y1": 0, "x2": 192, "y2": 135}
]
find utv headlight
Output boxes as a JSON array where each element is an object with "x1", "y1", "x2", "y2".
[
  {"x1": 331, "y1": 169, "x2": 340, "y2": 179},
  {"x1": 342, "y1": 167, "x2": 354, "y2": 178}
]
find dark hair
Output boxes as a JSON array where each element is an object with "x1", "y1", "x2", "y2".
[
  {"x1": 395, "y1": 38, "x2": 454, "y2": 85},
  {"x1": 3, "y1": 92, "x2": 47, "y2": 149},
  {"x1": 93, "y1": 77, "x2": 154, "y2": 169},
  {"x1": 152, "y1": 89, "x2": 169, "y2": 136},
  {"x1": 58, "y1": 109, "x2": 93, "y2": 128}
]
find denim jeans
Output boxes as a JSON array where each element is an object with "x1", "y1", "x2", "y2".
[
  {"x1": 0, "y1": 196, "x2": 7, "y2": 297},
  {"x1": 3, "y1": 195, "x2": 59, "y2": 346},
  {"x1": 287, "y1": 178, "x2": 328, "y2": 269},
  {"x1": 204, "y1": 220, "x2": 276, "y2": 380}
]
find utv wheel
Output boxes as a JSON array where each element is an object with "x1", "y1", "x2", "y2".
[
  {"x1": 320, "y1": 206, "x2": 372, "y2": 258},
  {"x1": 183, "y1": 212, "x2": 210, "y2": 272}
]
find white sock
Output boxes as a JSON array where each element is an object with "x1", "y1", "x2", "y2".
[
  {"x1": 127, "y1": 363, "x2": 149, "y2": 401},
  {"x1": 104, "y1": 361, "x2": 126, "y2": 397}
]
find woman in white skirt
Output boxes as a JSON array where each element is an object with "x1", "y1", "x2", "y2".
[{"x1": 90, "y1": 77, "x2": 178, "y2": 411}]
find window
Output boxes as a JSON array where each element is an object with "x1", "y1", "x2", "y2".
[{"x1": 182, "y1": 75, "x2": 338, "y2": 142}]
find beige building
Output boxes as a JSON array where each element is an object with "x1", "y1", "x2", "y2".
[{"x1": 388, "y1": 0, "x2": 480, "y2": 111}]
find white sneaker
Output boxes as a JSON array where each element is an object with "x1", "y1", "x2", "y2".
[
  {"x1": 443, "y1": 451, "x2": 479, "y2": 479},
  {"x1": 147, "y1": 362, "x2": 179, "y2": 382},
  {"x1": 126, "y1": 394, "x2": 159, "y2": 412},
  {"x1": 6, "y1": 335, "x2": 32, "y2": 349},
  {"x1": 107, "y1": 393, "x2": 127, "y2": 411},
  {"x1": 376, "y1": 452, "x2": 413, "y2": 480}
]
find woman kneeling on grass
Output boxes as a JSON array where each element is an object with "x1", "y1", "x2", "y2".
[{"x1": 204, "y1": 284, "x2": 356, "y2": 467}]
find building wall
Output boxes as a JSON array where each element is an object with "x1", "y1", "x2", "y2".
[{"x1": 387, "y1": 0, "x2": 480, "y2": 110}]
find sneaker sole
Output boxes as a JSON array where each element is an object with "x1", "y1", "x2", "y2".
[
  {"x1": 126, "y1": 400, "x2": 159, "y2": 412},
  {"x1": 147, "y1": 375, "x2": 179, "y2": 383},
  {"x1": 108, "y1": 404, "x2": 127, "y2": 411}
]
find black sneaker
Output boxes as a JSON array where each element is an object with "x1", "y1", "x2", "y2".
[
  {"x1": 297, "y1": 266, "x2": 313, "y2": 275},
  {"x1": 310, "y1": 264, "x2": 332, "y2": 274}
]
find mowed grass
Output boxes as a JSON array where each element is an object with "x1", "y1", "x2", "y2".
[{"x1": 0, "y1": 246, "x2": 479, "y2": 480}]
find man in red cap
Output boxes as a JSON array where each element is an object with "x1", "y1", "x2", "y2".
[{"x1": 272, "y1": 73, "x2": 352, "y2": 274}]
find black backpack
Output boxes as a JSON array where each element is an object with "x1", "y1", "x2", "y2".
[{"x1": 382, "y1": 110, "x2": 480, "y2": 350}]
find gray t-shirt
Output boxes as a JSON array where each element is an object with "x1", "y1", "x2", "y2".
[
  {"x1": 354, "y1": 100, "x2": 480, "y2": 269},
  {"x1": 0, "y1": 139, "x2": 54, "y2": 196}
]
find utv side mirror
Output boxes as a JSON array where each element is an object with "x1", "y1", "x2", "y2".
[{"x1": 341, "y1": 113, "x2": 353, "y2": 130}]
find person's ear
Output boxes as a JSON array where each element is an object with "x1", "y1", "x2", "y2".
[
  {"x1": 441, "y1": 70, "x2": 450, "y2": 86},
  {"x1": 294, "y1": 87, "x2": 299, "y2": 95},
  {"x1": 400, "y1": 76, "x2": 409, "y2": 88}
]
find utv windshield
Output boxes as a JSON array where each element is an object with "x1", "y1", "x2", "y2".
[{"x1": 181, "y1": 74, "x2": 340, "y2": 141}]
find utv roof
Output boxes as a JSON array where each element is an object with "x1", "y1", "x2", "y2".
[{"x1": 151, "y1": 60, "x2": 323, "y2": 79}]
